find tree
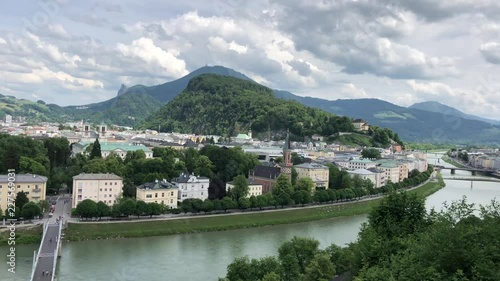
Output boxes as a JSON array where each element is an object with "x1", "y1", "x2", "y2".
[
  {"x1": 135, "y1": 200, "x2": 148, "y2": 218},
  {"x1": 148, "y1": 202, "x2": 162, "y2": 217},
  {"x1": 295, "y1": 178, "x2": 315, "y2": 193},
  {"x1": 272, "y1": 175, "x2": 293, "y2": 196},
  {"x1": 230, "y1": 174, "x2": 249, "y2": 201},
  {"x1": 239, "y1": 197, "x2": 251, "y2": 211},
  {"x1": 0, "y1": 207, "x2": 3, "y2": 219},
  {"x1": 76, "y1": 199, "x2": 98, "y2": 220},
  {"x1": 221, "y1": 197, "x2": 236, "y2": 212},
  {"x1": 303, "y1": 252, "x2": 336, "y2": 281},
  {"x1": 291, "y1": 167, "x2": 298, "y2": 186},
  {"x1": 361, "y1": 148, "x2": 381, "y2": 159},
  {"x1": 368, "y1": 192, "x2": 427, "y2": 239},
  {"x1": 194, "y1": 155, "x2": 215, "y2": 178},
  {"x1": 89, "y1": 138, "x2": 102, "y2": 159},
  {"x1": 278, "y1": 237, "x2": 320, "y2": 277},
  {"x1": 256, "y1": 195, "x2": 267, "y2": 210},
  {"x1": 15, "y1": 191, "x2": 29, "y2": 210},
  {"x1": 260, "y1": 272, "x2": 281, "y2": 281},
  {"x1": 213, "y1": 199, "x2": 222, "y2": 213},
  {"x1": 21, "y1": 202, "x2": 41, "y2": 222},
  {"x1": 202, "y1": 199, "x2": 214, "y2": 214},
  {"x1": 120, "y1": 198, "x2": 136, "y2": 219},
  {"x1": 249, "y1": 195, "x2": 257, "y2": 210},
  {"x1": 96, "y1": 201, "x2": 110, "y2": 219},
  {"x1": 277, "y1": 192, "x2": 292, "y2": 207},
  {"x1": 181, "y1": 199, "x2": 193, "y2": 214}
]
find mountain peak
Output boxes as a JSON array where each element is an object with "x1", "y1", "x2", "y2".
[{"x1": 117, "y1": 84, "x2": 128, "y2": 96}]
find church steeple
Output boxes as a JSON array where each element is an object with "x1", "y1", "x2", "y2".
[{"x1": 283, "y1": 129, "x2": 292, "y2": 167}]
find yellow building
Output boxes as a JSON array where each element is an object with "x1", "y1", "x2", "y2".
[
  {"x1": 136, "y1": 179, "x2": 178, "y2": 209},
  {"x1": 226, "y1": 179, "x2": 263, "y2": 197},
  {"x1": 294, "y1": 163, "x2": 329, "y2": 189},
  {"x1": 0, "y1": 174, "x2": 47, "y2": 212}
]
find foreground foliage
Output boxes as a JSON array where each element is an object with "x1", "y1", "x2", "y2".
[{"x1": 220, "y1": 192, "x2": 500, "y2": 281}]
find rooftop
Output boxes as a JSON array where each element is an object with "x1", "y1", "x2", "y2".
[
  {"x1": 0, "y1": 174, "x2": 48, "y2": 183},
  {"x1": 73, "y1": 173, "x2": 123, "y2": 180},
  {"x1": 172, "y1": 173, "x2": 209, "y2": 183},
  {"x1": 294, "y1": 163, "x2": 328, "y2": 169},
  {"x1": 350, "y1": 159, "x2": 375, "y2": 164},
  {"x1": 348, "y1": 169, "x2": 374, "y2": 175},
  {"x1": 137, "y1": 180, "x2": 178, "y2": 190}
]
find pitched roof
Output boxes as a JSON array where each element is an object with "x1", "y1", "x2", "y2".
[
  {"x1": 0, "y1": 174, "x2": 48, "y2": 183},
  {"x1": 253, "y1": 165, "x2": 281, "y2": 179},
  {"x1": 348, "y1": 169, "x2": 374, "y2": 175},
  {"x1": 73, "y1": 173, "x2": 122, "y2": 180},
  {"x1": 100, "y1": 142, "x2": 152, "y2": 152},
  {"x1": 172, "y1": 173, "x2": 209, "y2": 183}
]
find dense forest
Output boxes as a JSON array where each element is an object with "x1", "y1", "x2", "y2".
[
  {"x1": 141, "y1": 74, "x2": 356, "y2": 138},
  {"x1": 219, "y1": 192, "x2": 500, "y2": 281}
]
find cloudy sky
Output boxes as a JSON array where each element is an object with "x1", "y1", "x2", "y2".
[{"x1": 1, "y1": 0, "x2": 500, "y2": 119}]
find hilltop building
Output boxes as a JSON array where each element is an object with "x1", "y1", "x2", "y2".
[
  {"x1": 353, "y1": 119, "x2": 370, "y2": 132},
  {"x1": 71, "y1": 141, "x2": 153, "y2": 159}
]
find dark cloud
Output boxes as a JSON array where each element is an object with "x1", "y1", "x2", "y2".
[
  {"x1": 287, "y1": 59, "x2": 312, "y2": 76},
  {"x1": 480, "y1": 42, "x2": 500, "y2": 64}
]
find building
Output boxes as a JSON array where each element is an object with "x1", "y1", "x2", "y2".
[
  {"x1": 0, "y1": 174, "x2": 47, "y2": 212},
  {"x1": 71, "y1": 141, "x2": 153, "y2": 159},
  {"x1": 353, "y1": 119, "x2": 369, "y2": 132},
  {"x1": 280, "y1": 130, "x2": 293, "y2": 179},
  {"x1": 250, "y1": 164, "x2": 281, "y2": 194},
  {"x1": 376, "y1": 162, "x2": 400, "y2": 184},
  {"x1": 72, "y1": 173, "x2": 123, "y2": 208},
  {"x1": 226, "y1": 178, "x2": 263, "y2": 197},
  {"x1": 172, "y1": 173, "x2": 210, "y2": 202},
  {"x1": 136, "y1": 179, "x2": 178, "y2": 209},
  {"x1": 294, "y1": 163, "x2": 329, "y2": 189},
  {"x1": 348, "y1": 159, "x2": 376, "y2": 170},
  {"x1": 348, "y1": 168, "x2": 385, "y2": 188},
  {"x1": 4, "y1": 114, "x2": 12, "y2": 124},
  {"x1": 367, "y1": 167, "x2": 386, "y2": 188},
  {"x1": 233, "y1": 130, "x2": 253, "y2": 143}
]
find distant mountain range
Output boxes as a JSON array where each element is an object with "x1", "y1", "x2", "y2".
[{"x1": 1, "y1": 65, "x2": 499, "y2": 144}]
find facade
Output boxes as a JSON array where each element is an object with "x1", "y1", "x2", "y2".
[
  {"x1": 136, "y1": 180, "x2": 178, "y2": 209},
  {"x1": 294, "y1": 163, "x2": 329, "y2": 189},
  {"x1": 172, "y1": 173, "x2": 210, "y2": 202},
  {"x1": 0, "y1": 174, "x2": 47, "y2": 212},
  {"x1": 367, "y1": 167, "x2": 386, "y2": 188},
  {"x1": 348, "y1": 159, "x2": 376, "y2": 170},
  {"x1": 71, "y1": 141, "x2": 153, "y2": 159},
  {"x1": 353, "y1": 119, "x2": 369, "y2": 131},
  {"x1": 250, "y1": 164, "x2": 281, "y2": 194},
  {"x1": 226, "y1": 179, "x2": 263, "y2": 197},
  {"x1": 72, "y1": 173, "x2": 123, "y2": 208},
  {"x1": 376, "y1": 163, "x2": 400, "y2": 184}
]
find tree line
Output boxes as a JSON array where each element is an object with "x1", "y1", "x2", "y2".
[{"x1": 220, "y1": 189, "x2": 499, "y2": 281}]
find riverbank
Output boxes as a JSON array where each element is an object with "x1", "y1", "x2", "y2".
[
  {"x1": 442, "y1": 155, "x2": 467, "y2": 168},
  {"x1": 64, "y1": 176, "x2": 445, "y2": 242},
  {"x1": 0, "y1": 224, "x2": 42, "y2": 246}
]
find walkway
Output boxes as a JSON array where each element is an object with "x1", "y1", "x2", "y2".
[{"x1": 30, "y1": 196, "x2": 70, "y2": 281}]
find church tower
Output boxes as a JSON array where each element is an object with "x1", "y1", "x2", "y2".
[{"x1": 281, "y1": 129, "x2": 293, "y2": 177}]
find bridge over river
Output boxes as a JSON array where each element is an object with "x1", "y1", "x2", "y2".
[{"x1": 434, "y1": 165, "x2": 497, "y2": 176}]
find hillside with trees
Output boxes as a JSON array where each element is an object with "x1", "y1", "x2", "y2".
[{"x1": 142, "y1": 74, "x2": 356, "y2": 138}]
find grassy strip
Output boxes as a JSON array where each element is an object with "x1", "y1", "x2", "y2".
[
  {"x1": 441, "y1": 156, "x2": 467, "y2": 168},
  {"x1": 0, "y1": 225, "x2": 43, "y2": 246},
  {"x1": 64, "y1": 179, "x2": 444, "y2": 242}
]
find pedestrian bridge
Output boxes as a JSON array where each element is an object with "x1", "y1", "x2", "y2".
[{"x1": 30, "y1": 221, "x2": 62, "y2": 281}]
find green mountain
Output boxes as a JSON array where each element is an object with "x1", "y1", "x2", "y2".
[
  {"x1": 272, "y1": 93, "x2": 500, "y2": 144},
  {"x1": 0, "y1": 94, "x2": 69, "y2": 123},
  {"x1": 63, "y1": 92, "x2": 162, "y2": 126},
  {"x1": 142, "y1": 74, "x2": 357, "y2": 139},
  {"x1": 409, "y1": 101, "x2": 500, "y2": 125}
]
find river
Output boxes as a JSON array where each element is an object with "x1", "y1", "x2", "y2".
[{"x1": 1, "y1": 153, "x2": 499, "y2": 281}]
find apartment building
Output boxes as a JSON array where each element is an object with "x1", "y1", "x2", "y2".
[
  {"x1": 294, "y1": 163, "x2": 330, "y2": 189},
  {"x1": 136, "y1": 179, "x2": 178, "y2": 209},
  {"x1": 172, "y1": 173, "x2": 210, "y2": 202},
  {"x1": 0, "y1": 174, "x2": 47, "y2": 212},
  {"x1": 72, "y1": 173, "x2": 123, "y2": 208},
  {"x1": 226, "y1": 179, "x2": 263, "y2": 197}
]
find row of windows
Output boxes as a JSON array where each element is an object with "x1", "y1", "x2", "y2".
[
  {"x1": 0, "y1": 184, "x2": 40, "y2": 189},
  {"x1": 145, "y1": 191, "x2": 176, "y2": 198}
]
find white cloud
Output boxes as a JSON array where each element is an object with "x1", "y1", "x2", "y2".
[
  {"x1": 480, "y1": 42, "x2": 500, "y2": 64},
  {"x1": 341, "y1": 83, "x2": 368, "y2": 98}
]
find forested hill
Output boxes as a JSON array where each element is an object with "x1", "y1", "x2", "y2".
[
  {"x1": 141, "y1": 74, "x2": 403, "y2": 147},
  {"x1": 142, "y1": 74, "x2": 356, "y2": 138}
]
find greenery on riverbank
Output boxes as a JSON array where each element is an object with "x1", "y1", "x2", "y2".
[
  {"x1": 0, "y1": 225, "x2": 43, "y2": 246},
  {"x1": 64, "y1": 177, "x2": 444, "y2": 242},
  {"x1": 220, "y1": 191, "x2": 500, "y2": 281},
  {"x1": 442, "y1": 155, "x2": 467, "y2": 168}
]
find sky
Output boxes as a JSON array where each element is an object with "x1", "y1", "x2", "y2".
[{"x1": 0, "y1": 0, "x2": 500, "y2": 119}]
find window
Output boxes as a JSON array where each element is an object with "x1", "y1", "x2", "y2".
[
  {"x1": 104, "y1": 194, "x2": 107, "y2": 198},
  {"x1": 110, "y1": 188, "x2": 112, "y2": 192},
  {"x1": 100, "y1": 188, "x2": 102, "y2": 192},
  {"x1": 155, "y1": 193, "x2": 158, "y2": 198},
  {"x1": 170, "y1": 192, "x2": 174, "y2": 196},
  {"x1": 170, "y1": 199, "x2": 173, "y2": 204},
  {"x1": 78, "y1": 195, "x2": 82, "y2": 199},
  {"x1": 115, "y1": 182, "x2": 117, "y2": 185},
  {"x1": 146, "y1": 194, "x2": 152, "y2": 198},
  {"x1": 161, "y1": 200, "x2": 164, "y2": 204},
  {"x1": 78, "y1": 189, "x2": 82, "y2": 193},
  {"x1": 0, "y1": 185, "x2": 2, "y2": 188},
  {"x1": 201, "y1": 192, "x2": 203, "y2": 195},
  {"x1": 161, "y1": 193, "x2": 164, "y2": 197},
  {"x1": 105, "y1": 182, "x2": 107, "y2": 185},
  {"x1": 105, "y1": 188, "x2": 107, "y2": 191},
  {"x1": 17, "y1": 185, "x2": 20, "y2": 188}
]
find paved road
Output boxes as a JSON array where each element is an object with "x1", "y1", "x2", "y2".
[{"x1": 31, "y1": 196, "x2": 70, "y2": 281}]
